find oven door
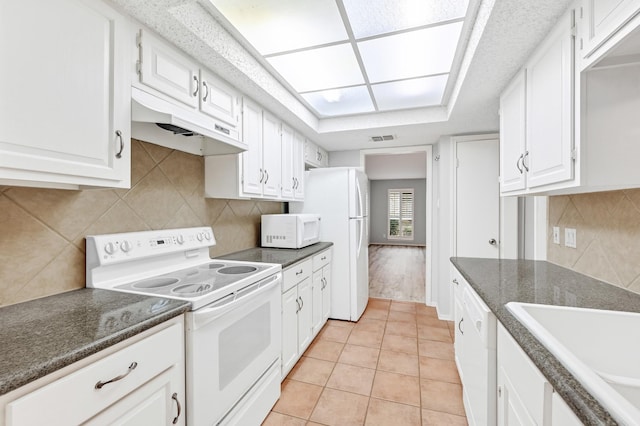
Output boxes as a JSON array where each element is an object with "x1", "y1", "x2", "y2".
[{"x1": 185, "y1": 273, "x2": 282, "y2": 425}]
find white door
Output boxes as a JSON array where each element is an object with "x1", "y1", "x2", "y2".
[{"x1": 455, "y1": 139, "x2": 500, "y2": 258}]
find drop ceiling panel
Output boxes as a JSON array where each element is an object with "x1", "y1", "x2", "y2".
[
  {"x1": 343, "y1": 0, "x2": 469, "y2": 38},
  {"x1": 267, "y1": 44, "x2": 364, "y2": 92},
  {"x1": 358, "y1": 22, "x2": 464, "y2": 83},
  {"x1": 373, "y1": 75, "x2": 448, "y2": 110},
  {"x1": 302, "y1": 86, "x2": 375, "y2": 116},
  {"x1": 210, "y1": 0, "x2": 347, "y2": 55}
]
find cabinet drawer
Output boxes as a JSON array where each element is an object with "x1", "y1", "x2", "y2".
[
  {"x1": 283, "y1": 259, "x2": 312, "y2": 292},
  {"x1": 312, "y1": 249, "x2": 332, "y2": 271},
  {"x1": 6, "y1": 322, "x2": 183, "y2": 426}
]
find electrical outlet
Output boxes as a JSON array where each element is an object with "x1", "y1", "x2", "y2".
[
  {"x1": 552, "y1": 227, "x2": 560, "y2": 244},
  {"x1": 565, "y1": 228, "x2": 577, "y2": 248}
]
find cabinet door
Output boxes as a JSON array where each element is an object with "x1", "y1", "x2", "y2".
[
  {"x1": 499, "y1": 70, "x2": 527, "y2": 193},
  {"x1": 281, "y1": 124, "x2": 295, "y2": 200},
  {"x1": 0, "y1": 0, "x2": 130, "y2": 189},
  {"x1": 321, "y1": 266, "x2": 331, "y2": 324},
  {"x1": 138, "y1": 29, "x2": 199, "y2": 109},
  {"x1": 525, "y1": 11, "x2": 574, "y2": 189},
  {"x1": 583, "y1": 0, "x2": 640, "y2": 57},
  {"x1": 85, "y1": 366, "x2": 184, "y2": 425},
  {"x1": 312, "y1": 271, "x2": 323, "y2": 336},
  {"x1": 497, "y1": 366, "x2": 537, "y2": 426},
  {"x1": 200, "y1": 69, "x2": 242, "y2": 133},
  {"x1": 318, "y1": 147, "x2": 329, "y2": 167},
  {"x1": 293, "y1": 133, "x2": 306, "y2": 199},
  {"x1": 453, "y1": 296, "x2": 464, "y2": 376},
  {"x1": 241, "y1": 99, "x2": 264, "y2": 196},
  {"x1": 281, "y1": 286, "x2": 299, "y2": 379},
  {"x1": 297, "y1": 278, "x2": 313, "y2": 354},
  {"x1": 304, "y1": 140, "x2": 320, "y2": 167},
  {"x1": 262, "y1": 111, "x2": 282, "y2": 198}
]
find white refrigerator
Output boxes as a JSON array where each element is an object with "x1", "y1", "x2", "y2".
[{"x1": 291, "y1": 167, "x2": 369, "y2": 321}]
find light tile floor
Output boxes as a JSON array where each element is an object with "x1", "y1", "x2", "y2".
[{"x1": 263, "y1": 298, "x2": 468, "y2": 426}]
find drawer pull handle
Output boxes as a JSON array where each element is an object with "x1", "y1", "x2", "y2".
[
  {"x1": 458, "y1": 317, "x2": 464, "y2": 335},
  {"x1": 95, "y1": 361, "x2": 138, "y2": 389},
  {"x1": 296, "y1": 269, "x2": 304, "y2": 276},
  {"x1": 172, "y1": 392, "x2": 182, "y2": 424},
  {"x1": 452, "y1": 278, "x2": 459, "y2": 286},
  {"x1": 321, "y1": 256, "x2": 326, "y2": 260}
]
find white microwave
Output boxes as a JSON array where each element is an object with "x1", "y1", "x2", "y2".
[{"x1": 261, "y1": 214, "x2": 321, "y2": 249}]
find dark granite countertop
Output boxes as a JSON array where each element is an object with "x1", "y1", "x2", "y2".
[
  {"x1": 219, "y1": 242, "x2": 333, "y2": 269},
  {"x1": 450, "y1": 257, "x2": 640, "y2": 426},
  {"x1": 0, "y1": 288, "x2": 190, "y2": 397}
]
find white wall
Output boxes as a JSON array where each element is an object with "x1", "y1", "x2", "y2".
[{"x1": 328, "y1": 150, "x2": 361, "y2": 167}]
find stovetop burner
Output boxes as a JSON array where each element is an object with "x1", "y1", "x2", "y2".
[{"x1": 86, "y1": 227, "x2": 282, "y2": 310}]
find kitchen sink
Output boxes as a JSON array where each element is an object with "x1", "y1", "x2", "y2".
[{"x1": 506, "y1": 302, "x2": 640, "y2": 424}]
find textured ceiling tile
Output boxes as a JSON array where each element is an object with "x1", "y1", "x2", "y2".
[
  {"x1": 12, "y1": 244, "x2": 85, "y2": 306},
  {"x1": 123, "y1": 167, "x2": 185, "y2": 229},
  {"x1": 74, "y1": 200, "x2": 150, "y2": 249},
  {"x1": 5, "y1": 186, "x2": 119, "y2": 241},
  {"x1": 158, "y1": 150, "x2": 204, "y2": 198},
  {"x1": 572, "y1": 240, "x2": 623, "y2": 288},
  {"x1": 138, "y1": 140, "x2": 174, "y2": 164},
  {"x1": 0, "y1": 195, "x2": 66, "y2": 295}
]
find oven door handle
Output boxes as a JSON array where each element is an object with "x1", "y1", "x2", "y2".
[{"x1": 191, "y1": 273, "x2": 282, "y2": 328}]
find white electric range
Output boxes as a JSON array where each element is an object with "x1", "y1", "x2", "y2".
[{"x1": 86, "y1": 226, "x2": 282, "y2": 426}]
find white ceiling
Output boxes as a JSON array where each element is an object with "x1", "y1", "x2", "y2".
[{"x1": 111, "y1": 0, "x2": 573, "y2": 152}]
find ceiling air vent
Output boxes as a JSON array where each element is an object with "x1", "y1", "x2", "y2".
[{"x1": 370, "y1": 135, "x2": 395, "y2": 142}]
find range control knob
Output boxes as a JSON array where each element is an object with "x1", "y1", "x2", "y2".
[
  {"x1": 197, "y1": 233, "x2": 204, "y2": 242},
  {"x1": 176, "y1": 235, "x2": 185, "y2": 245},
  {"x1": 121, "y1": 240, "x2": 133, "y2": 253},
  {"x1": 104, "y1": 242, "x2": 118, "y2": 255},
  {"x1": 204, "y1": 232, "x2": 211, "y2": 240}
]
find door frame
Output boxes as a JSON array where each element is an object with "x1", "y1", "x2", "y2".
[{"x1": 359, "y1": 145, "x2": 433, "y2": 307}]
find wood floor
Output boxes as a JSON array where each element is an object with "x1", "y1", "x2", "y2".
[{"x1": 368, "y1": 245, "x2": 426, "y2": 303}]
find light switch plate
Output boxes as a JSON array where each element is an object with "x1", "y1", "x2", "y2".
[
  {"x1": 553, "y1": 227, "x2": 560, "y2": 244},
  {"x1": 565, "y1": 228, "x2": 577, "y2": 248}
]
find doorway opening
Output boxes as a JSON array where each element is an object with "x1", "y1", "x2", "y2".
[{"x1": 360, "y1": 146, "x2": 433, "y2": 305}]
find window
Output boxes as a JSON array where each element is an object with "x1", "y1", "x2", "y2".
[{"x1": 388, "y1": 188, "x2": 414, "y2": 240}]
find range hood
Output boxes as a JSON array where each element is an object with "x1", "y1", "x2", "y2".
[{"x1": 131, "y1": 86, "x2": 247, "y2": 155}]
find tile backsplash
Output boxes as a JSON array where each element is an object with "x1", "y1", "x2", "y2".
[
  {"x1": 547, "y1": 189, "x2": 640, "y2": 294},
  {"x1": 0, "y1": 140, "x2": 282, "y2": 307}
]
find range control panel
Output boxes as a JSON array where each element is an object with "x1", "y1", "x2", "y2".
[{"x1": 86, "y1": 227, "x2": 215, "y2": 265}]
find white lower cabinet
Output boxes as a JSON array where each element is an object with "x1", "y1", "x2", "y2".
[
  {"x1": 497, "y1": 322, "x2": 579, "y2": 426},
  {"x1": 311, "y1": 249, "x2": 332, "y2": 336},
  {"x1": 281, "y1": 259, "x2": 313, "y2": 379},
  {"x1": 0, "y1": 317, "x2": 185, "y2": 426}
]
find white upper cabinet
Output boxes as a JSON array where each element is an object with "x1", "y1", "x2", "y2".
[
  {"x1": 499, "y1": 71, "x2": 527, "y2": 193},
  {"x1": 261, "y1": 111, "x2": 282, "y2": 198},
  {"x1": 135, "y1": 29, "x2": 243, "y2": 151},
  {"x1": 304, "y1": 140, "x2": 329, "y2": 168},
  {"x1": 281, "y1": 125, "x2": 305, "y2": 201},
  {"x1": 205, "y1": 99, "x2": 285, "y2": 200},
  {"x1": 499, "y1": 8, "x2": 576, "y2": 195},
  {"x1": 0, "y1": 0, "x2": 131, "y2": 189},
  {"x1": 581, "y1": 0, "x2": 640, "y2": 61},
  {"x1": 525, "y1": 11, "x2": 574, "y2": 190}
]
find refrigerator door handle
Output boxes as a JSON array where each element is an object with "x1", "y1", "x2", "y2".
[
  {"x1": 355, "y1": 176, "x2": 363, "y2": 218},
  {"x1": 357, "y1": 218, "x2": 364, "y2": 258}
]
